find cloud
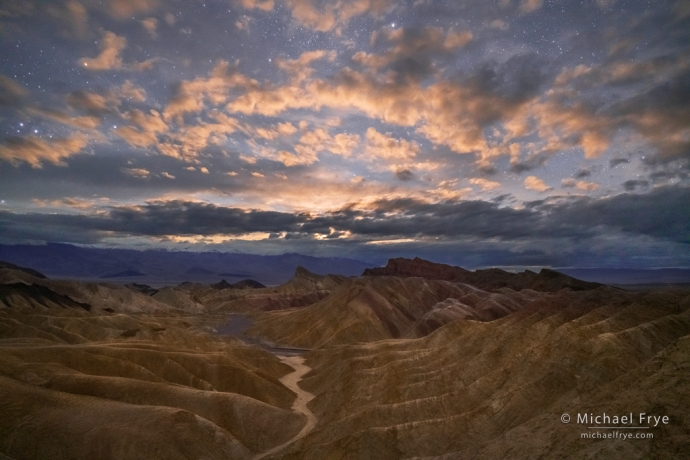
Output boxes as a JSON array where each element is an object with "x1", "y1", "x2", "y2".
[
  {"x1": 395, "y1": 169, "x2": 414, "y2": 181},
  {"x1": 0, "y1": 74, "x2": 28, "y2": 107},
  {"x1": 470, "y1": 178, "x2": 501, "y2": 191},
  {"x1": 277, "y1": 122, "x2": 298, "y2": 136},
  {"x1": 519, "y1": 0, "x2": 543, "y2": 13},
  {"x1": 530, "y1": 98, "x2": 613, "y2": 159},
  {"x1": 31, "y1": 197, "x2": 103, "y2": 211},
  {"x1": 105, "y1": 0, "x2": 159, "y2": 18},
  {"x1": 490, "y1": 19, "x2": 508, "y2": 30},
  {"x1": 157, "y1": 111, "x2": 239, "y2": 160},
  {"x1": 164, "y1": 60, "x2": 257, "y2": 121},
  {"x1": 26, "y1": 107, "x2": 101, "y2": 130},
  {"x1": 271, "y1": 128, "x2": 360, "y2": 166},
  {"x1": 357, "y1": 26, "x2": 472, "y2": 79},
  {"x1": 622, "y1": 179, "x2": 649, "y2": 191},
  {"x1": 66, "y1": 90, "x2": 113, "y2": 116},
  {"x1": 222, "y1": 59, "x2": 548, "y2": 167},
  {"x1": 285, "y1": 0, "x2": 336, "y2": 32},
  {"x1": 0, "y1": 135, "x2": 89, "y2": 167},
  {"x1": 121, "y1": 167, "x2": 150, "y2": 178},
  {"x1": 237, "y1": 0, "x2": 274, "y2": 11},
  {"x1": 607, "y1": 68, "x2": 690, "y2": 164},
  {"x1": 524, "y1": 176, "x2": 551, "y2": 192},
  {"x1": 141, "y1": 17, "x2": 158, "y2": 38},
  {"x1": 45, "y1": 0, "x2": 88, "y2": 39},
  {"x1": 114, "y1": 109, "x2": 168, "y2": 148},
  {"x1": 609, "y1": 158, "x2": 629, "y2": 168},
  {"x1": 78, "y1": 31, "x2": 126, "y2": 71},
  {"x1": 285, "y1": 0, "x2": 393, "y2": 32},
  {"x1": 2, "y1": 187, "x2": 688, "y2": 258},
  {"x1": 276, "y1": 50, "x2": 337, "y2": 81},
  {"x1": 364, "y1": 127, "x2": 418, "y2": 160},
  {"x1": 561, "y1": 179, "x2": 600, "y2": 191},
  {"x1": 120, "y1": 80, "x2": 147, "y2": 102},
  {"x1": 574, "y1": 168, "x2": 591, "y2": 179}
]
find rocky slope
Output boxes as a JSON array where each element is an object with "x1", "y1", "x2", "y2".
[
  {"x1": 248, "y1": 275, "x2": 537, "y2": 348},
  {"x1": 0, "y1": 267, "x2": 308, "y2": 459},
  {"x1": 247, "y1": 259, "x2": 602, "y2": 348},
  {"x1": 269, "y1": 287, "x2": 690, "y2": 459}
]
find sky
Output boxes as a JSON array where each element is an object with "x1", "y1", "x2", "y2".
[{"x1": 0, "y1": 0, "x2": 689, "y2": 269}]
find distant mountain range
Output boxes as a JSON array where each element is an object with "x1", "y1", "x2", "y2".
[
  {"x1": 0, "y1": 243, "x2": 687, "y2": 287},
  {"x1": 0, "y1": 243, "x2": 373, "y2": 286},
  {"x1": 558, "y1": 267, "x2": 690, "y2": 286}
]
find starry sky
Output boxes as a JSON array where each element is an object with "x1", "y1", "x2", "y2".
[{"x1": 0, "y1": 0, "x2": 689, "y2": 269}]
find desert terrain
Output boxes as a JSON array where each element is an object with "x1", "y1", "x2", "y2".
[{"x1": 1, "y1": 258, "x2": 688, "y2": 459}]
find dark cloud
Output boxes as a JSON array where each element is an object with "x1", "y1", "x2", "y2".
[
  {"x1": 609, "y1": 158, "x2": 629, "y2": 168},
  {"x1": 622, "y1": 179, "x2": 648, "y2": 191},
  {"x1": 574, "y1": 168, "x2": 591, "y2": 179},
  {"x1": 395, "y1": 168, "x2": 414, "y2": 181},
  {"x1": 471, "y1": 53, "x2": 551, "y2": 103},
  {"x1": 3, "y1": 186, "x2": 688, "y2": 245},
  {"x1": 0, "y1": 75, "x2": 28, "y2": 107},
  {"x1": 66, "y1": 90, "x2": 113, "y2": 116}
]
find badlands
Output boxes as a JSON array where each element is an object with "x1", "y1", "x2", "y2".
[{"x1": 0, "y1": 258, "x2": 688, "y2": 459}]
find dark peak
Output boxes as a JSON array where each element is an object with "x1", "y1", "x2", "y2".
[
  {"x1": 363, "y1": 257, "x2": 470, "y2": 281},
  {"x1": 295, "y1": 266, "x2": 319, "y2": 279},
  {"x1": 538, "y1": 268, "x2": 564, "y2": 278},
  {"x1": 232, "y1": 279, "x2": 266, "y2": 289},
  {"x1": 0, "y1": 260, "x2": 47, "y2": 279},
  {"x1": 533, "y1": 268, "x2": 603, "y2": 291},
  {"x1": 211, "y1": 279, "x2": 234, "y2": 290}
]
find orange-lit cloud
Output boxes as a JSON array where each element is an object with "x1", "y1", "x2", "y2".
[
  {"x1": 141, "y1": 17, "x2": 157, "y2": 38},
  {"x1": 238, "y1": 0, "x2": 274, "y2": 11},
  {"x1": 120, "y1": 80, "x2": 147, "y2": 102},
  {"x1": 0, "y1": 135, "x2": 89, "y2": 167},
  {"x1": 105, "y1": 0, "x2": 159, "y2": 19},
  {"x1": 158, "y1": 111, "x2": 240, "y2": 160},
  {"x1": 364, "y1": 127, "x2": 418, "y2": 160},
  {"x1": 520, "y1": 0, "x2": 543, "y2": 13},
  {"x1": 164, "y1": 60, "x2": 258, "y2": 121},
  {"x1": 115, "y1": 109, "x2": 167, "y2": 147},
  {"x1": 277, "y1": 50, "x2": 337, "y2": 81},
  {"x1": 285, "y1": 0, "x2": 393, "y2": 33},
  {"x1": 469, "y1": 178, "x2": 502, "y2": 191},
  {"x1": 524, "y1": 176, "x2": 551, "y2": 192},
  {"x1": 79, "y1": 31, "x2": 126, "y2": 70},
  {"x1": 121, "y1": 167, "x2": 150, "y2": 178},
  {"x1": 562, "y1": 179, "x2": 600, "y2": 191}
]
